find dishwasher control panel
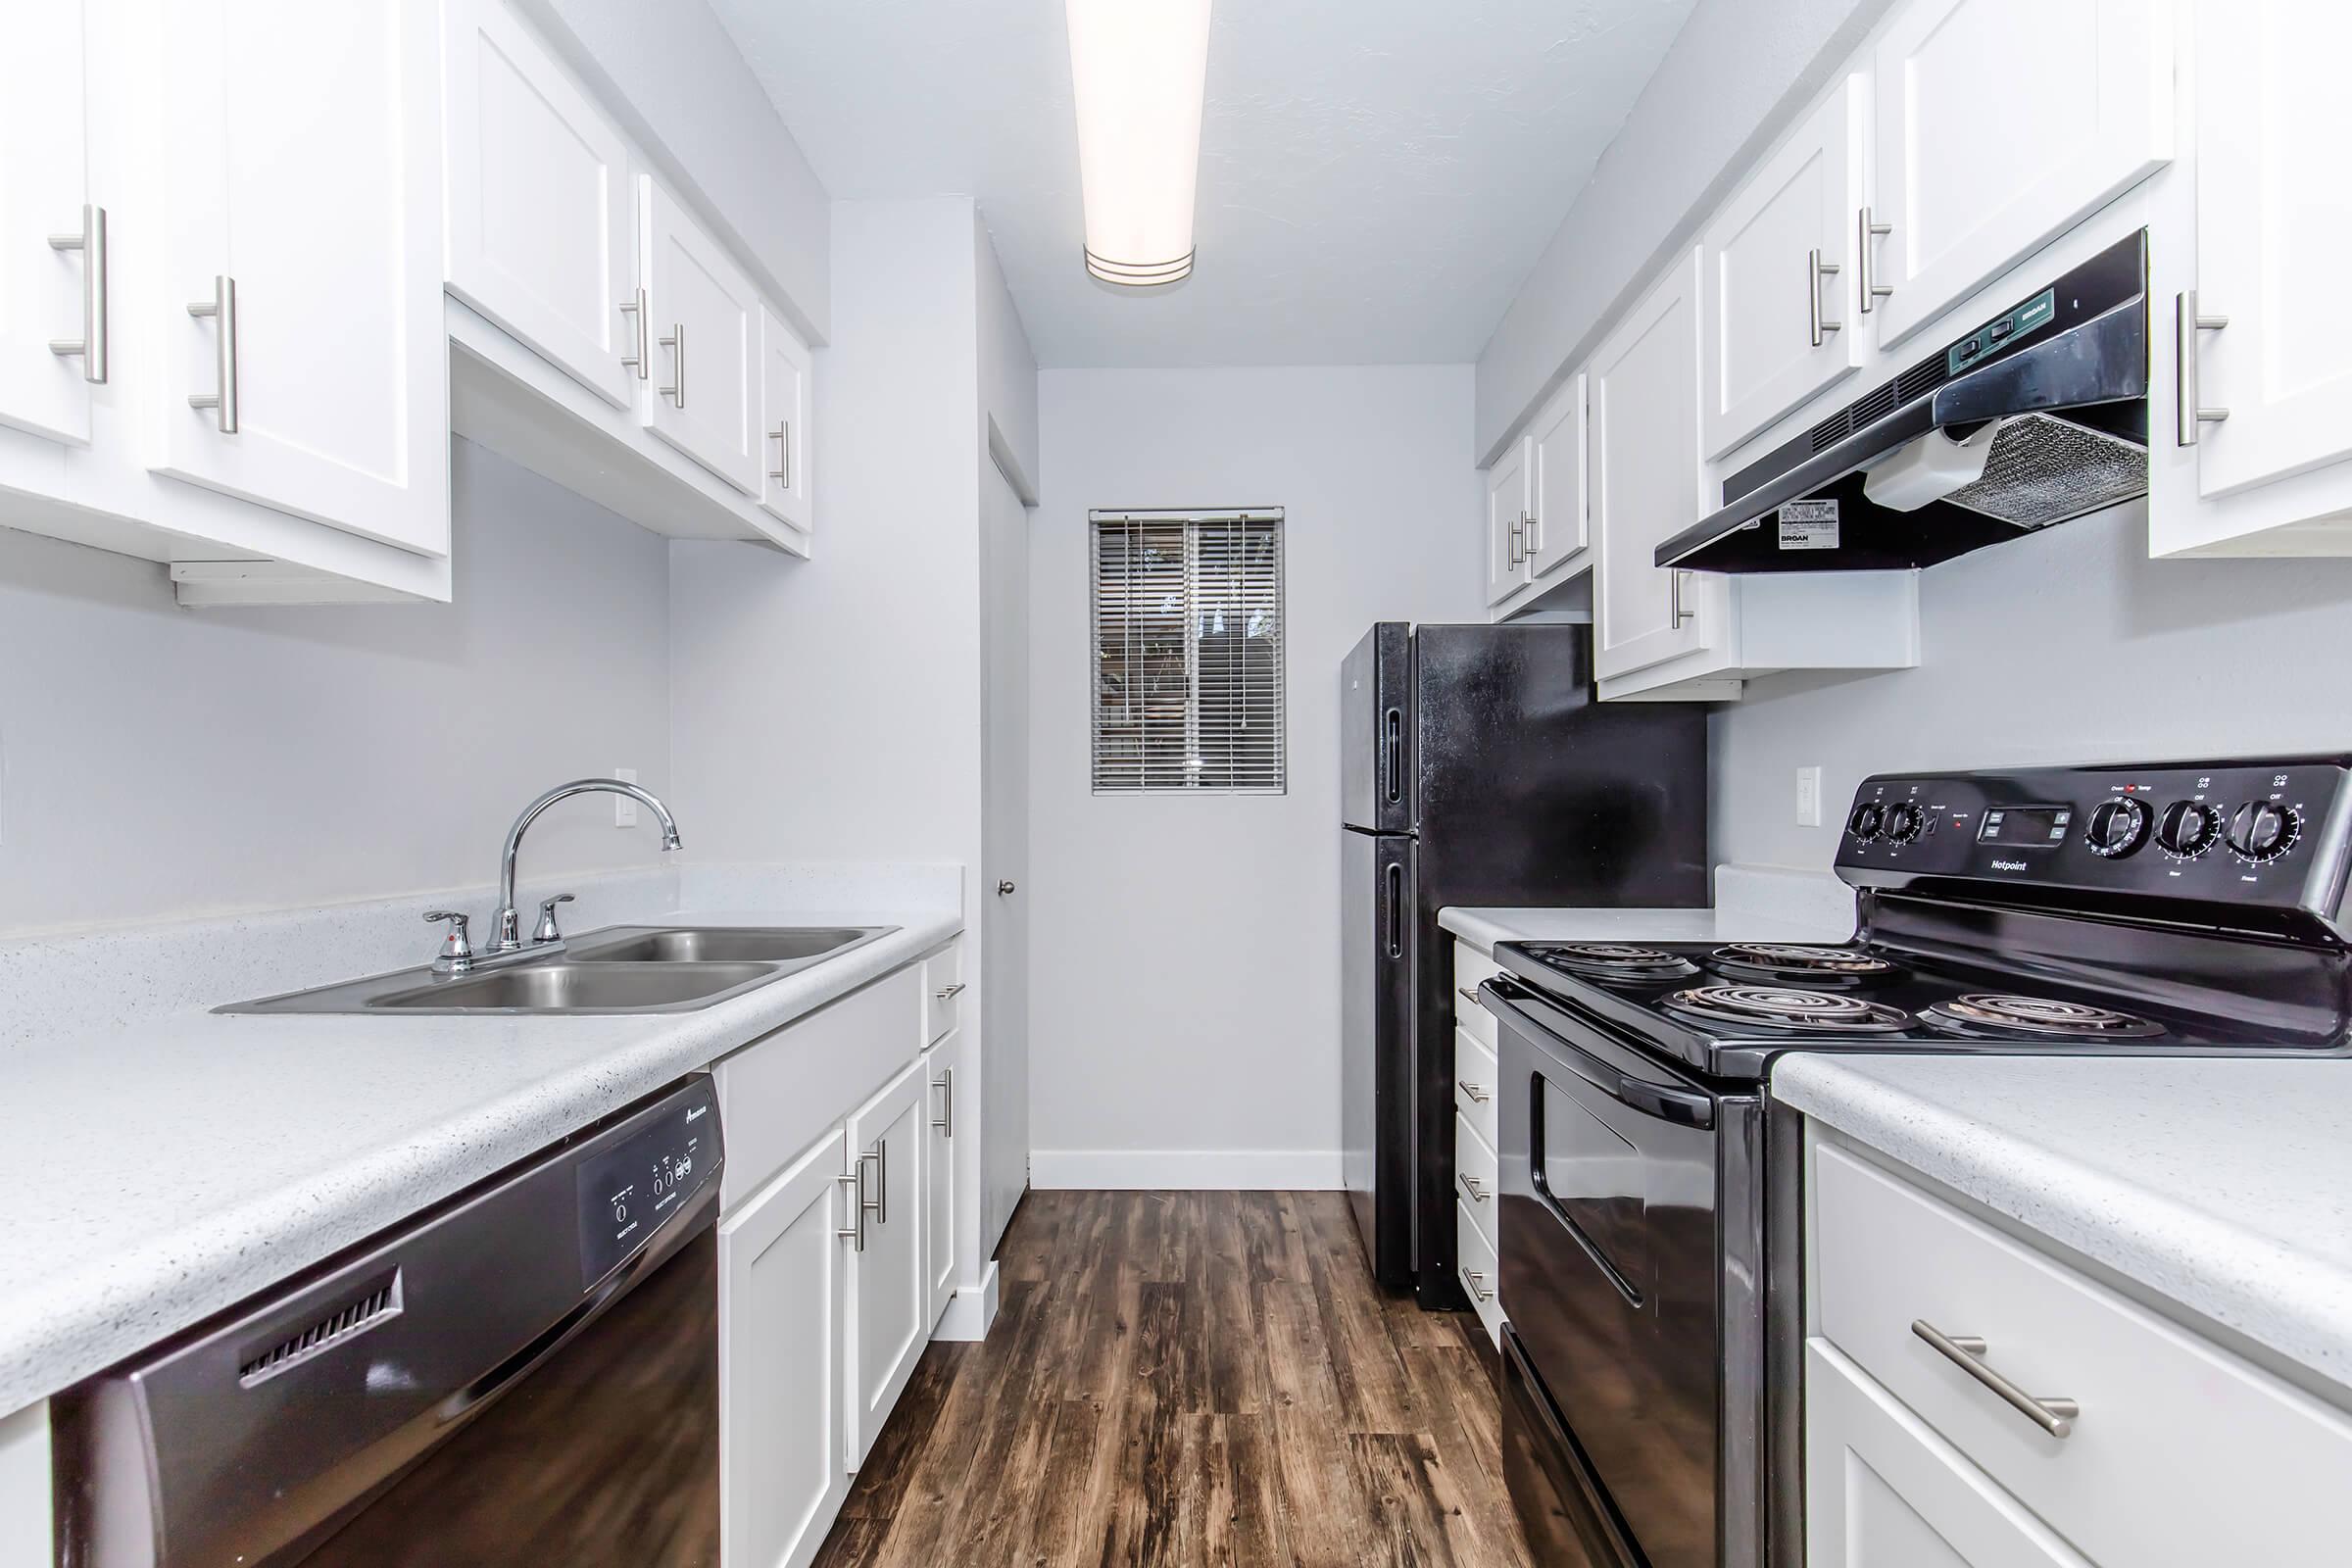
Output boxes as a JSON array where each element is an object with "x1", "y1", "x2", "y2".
[{"x1": 576, "y1": 1076, "x2": 721, "y2": 1287}]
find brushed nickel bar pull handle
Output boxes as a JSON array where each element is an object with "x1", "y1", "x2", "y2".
[
  {"x1": 187, "y1": 275, "x2": 237, "y2": 432},
  {"x1": 836, "y1": 1169, "x2": 865, "y2": 1250},
  {"x1": 2175, "y1": 291, "x2": 2230, "y2": 447},
  {"x1": 936, "y1": 981, "x2": 966, "y2": 1001},
  {"x1": 617, "y1": 287, "x2": 647, "y2": 377},
  {"x1": 1858, "y1": 207, "x2": 1892, "y2": 314},
  {"x1": 1506, "y1": 513, "x2": 1525, "y2": 568},
  {"x1": 1463, "y1": 1268, "x2": 1494, "y2": 1302},
  {"x1": 768, "y1": 420, "x2": 790, "y2": 485},
  {"x1": 932, "y1": 1066, "x2": 955, "y2": 1136},
  {"x1": 1457, "y1": 986, "x2": 1481, "y2": 1004},
  {"x1": 861, "y1": 1142, "x2": 887, "y2": 1226},
  {"x1": 47, "y1": 205, "x2": 107, "y2": 382},
  {"x1": 1670, "y1": 567, "x2": 1695, "y2": 627},
  {"x1": 1808, "y1": 247, "x2": 1842, "y2": 347},
  {"x1": 1458, "y1": 1080, "x2": 1491, "y2": 1103},
  {"x1": 660, "y1": 321, "x2": 684, "y2": 407},
  {"x1": 1459, "y1": 1174, "x2": 1489, "y2": 1202},
  {"x1": 1524, "y1": 508, "x2": 1542, "y2": 558},
  {"x1": 1912, "y1": 1319, "x2": 2080, "y2": 1438}
]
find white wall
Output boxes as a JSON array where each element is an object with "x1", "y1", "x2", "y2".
[
  {"x1": 1027, "y1": 366, "x2": 1484, "y2": 1188},
  {"x1": 1711, "y1": 502, "x2": 2352, "y2": 869},
  {"x1": 0, "y1": 438, "x2": 674, "y2": 936},
  {"x1": 1474, "y1": 0, "x2": 1895, "y2": 462},
  {"x1": 975, "y1": 210, "x2": 1040, "y2": 499}
]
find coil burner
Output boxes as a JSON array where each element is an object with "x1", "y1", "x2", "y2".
[
  {"x1": 1525, "y1": 943, "x2": 1701, "y2": 984},
  {"x1": 1708, "y1": 943, "x2": 1900, "y2": 987},
  {"x1": 1661, "y1": 984, "x2": 1912, "y2": 1035},
  {"x1": 1919, "y1": 994, "x2": 2166, "y2": 1040}
]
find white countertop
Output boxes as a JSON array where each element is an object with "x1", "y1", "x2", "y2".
[
  {"x1": 1440, "y1": 863, "x2": 1855, "y2": 952},
  {"x1": 1774, "y1": 1054, "x2": 2352, "y2": 1398},
  {"x1": 0, "y1": 864, "x2": 960, "y2": 1413}
]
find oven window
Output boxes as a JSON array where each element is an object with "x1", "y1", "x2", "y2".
[{"x1": 1536, "y1": 1075, "x2": 1651, "y2": 1291}]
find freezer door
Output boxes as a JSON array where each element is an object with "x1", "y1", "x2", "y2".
[
  {"x1": 1340, "y1": 622, "x2": 1412, "y2": 833},
  {"x1": 1341, "y1": 827, "x2": 1416, "y2": 1288}
]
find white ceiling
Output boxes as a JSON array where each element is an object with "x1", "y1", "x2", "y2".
[{"x1": 710, "y1": 0, "x2": 1697, "y2": 368}]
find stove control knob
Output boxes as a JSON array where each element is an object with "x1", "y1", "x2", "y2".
[
  {"x1": 2084, "y1": 797, "x2": 2151, "y2": 858},
  {"x1": 2155, "y1": 801, "x2": 2222, "y2": 859},
  {"x1": 1883, "y1": 802, "x2": 1925, "y2": 845},
  {"x1": 1847, "y1": 802, "x2": 1885, "y2": 841},
  {"x1": 2227, "y1": 801, "x2": 2300, "y2": 863}
]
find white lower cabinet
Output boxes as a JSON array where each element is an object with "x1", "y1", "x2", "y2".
[
  {"x1": 922, "y1": 1029, "x2": 961, "y2": 1328},
  {"x1": 720, "y1": 1128, "x2": 851, "y2": 1568},
  {"x1": 842, "y1": 1057, "x2": 928, "y2": 1468}
]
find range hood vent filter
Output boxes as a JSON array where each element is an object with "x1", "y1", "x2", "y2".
[{"x1": 1941, "y1": 413, "x2": 2147, "y2": 528}]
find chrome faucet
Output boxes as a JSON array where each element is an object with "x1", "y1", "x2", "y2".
[{"x1": 488, "y1": 779, "x2": 683, "y2": 955}]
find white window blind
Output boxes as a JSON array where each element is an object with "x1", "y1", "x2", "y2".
[{"x1": 1090, "y1": 509, "x2": 1286, "y2": 794}]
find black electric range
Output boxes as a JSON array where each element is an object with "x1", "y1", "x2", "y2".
[{"x1": 1485, "y1": 757, "x2": 2352, "y2": 1568}]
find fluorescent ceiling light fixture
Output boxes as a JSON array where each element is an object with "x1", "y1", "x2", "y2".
[{"x1": 1065, "y1": 0, "x2": 1212, "y2": 286}]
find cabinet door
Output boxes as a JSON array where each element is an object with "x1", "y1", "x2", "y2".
[
  {"x1": 642, "y1": 178, "x2": 762, "y2": 497},
  {"x1": 0, "y1": 0, "x2": 94, "y2": 446},
  {"x1": 759, "y1": 302, "x2": 811, "y2": 530},
  {"x1": 923, "y1": 1032, "x2": 961, "y2": 1325},
  {"x1": 1592, "y1": 249, "x2": 1729, "y2": 681},
  {"x1": 843, "y1": 1058, "x2": 927, "y2": 1467},
  {"x1": 1870, "y1": 0, "x2": 2172, "y2": 349},
  {"x1": 1484, "y1": 435, "x2": 1531, "y2": 605},
  {"x1": 443, "y1": 0, "x2": 639, "y2": 411},
  {"x1": 2190, "y1": 1, "x2": 2352, "y2": 498},
  {"x1": 1527, "y1": 375, "x2": 1587, "y2": 580},
  {"x1": 720, "y1": 1128, "x2": 851, "y2": 1568},
  {"x1": 155, "y1": 0, "x2": 449, "y2": 557},
  {"x1": 1701, "y1": 75, "x2": 1864, "y2": 458},
  {"x1": 1807, "y1": 1343, "x2": 2091, "y2": 1568}
]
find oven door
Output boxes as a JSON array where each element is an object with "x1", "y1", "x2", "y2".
[{"x1": 1486, "y1": 975, "x2": 1724, "y2": 1568}]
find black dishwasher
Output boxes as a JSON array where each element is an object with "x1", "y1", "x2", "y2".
[{"x1": 53, "y1": 1076, "x2": 723, "y2": 1568}]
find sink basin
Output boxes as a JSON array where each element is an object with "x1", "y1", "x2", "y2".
[
  {"x1": 368, "y1": 961, "x2": 777, "y2": 1013},
  {"x1": 216, "y1": 923, "x2": 899, "y2": 1015},
  {"x1": 567, "y1": 926, "x2": 879, "y2": 964}
]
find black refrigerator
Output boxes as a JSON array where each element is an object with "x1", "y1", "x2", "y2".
[{"x1": 1340, "y1": 622, "x2": 1710, "y2": 1306}]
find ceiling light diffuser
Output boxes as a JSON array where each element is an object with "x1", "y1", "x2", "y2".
[{"x1": 1064, "y1": 0, "x2": 1213, "y2": 286}]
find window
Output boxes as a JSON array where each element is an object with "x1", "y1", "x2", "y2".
[{"x1": 1090, "y1": 509, "x2": 1286, "y2": 794}]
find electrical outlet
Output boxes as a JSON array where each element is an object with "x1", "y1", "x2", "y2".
[
  {"x1": 1796, "y1": 766, "x2": 1824, "y2": 828},
  {"x1": 613, "y1": 766, "x2": 639, "y2": 827}
]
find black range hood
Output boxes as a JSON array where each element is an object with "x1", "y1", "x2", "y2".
[{"x1": 1656, "y1": 227, "x2": 2150, "y2": 573}]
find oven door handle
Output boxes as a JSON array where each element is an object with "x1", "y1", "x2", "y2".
[{"x1": 1480, "y1": 978, "x2": 1717, "y2": 1129}]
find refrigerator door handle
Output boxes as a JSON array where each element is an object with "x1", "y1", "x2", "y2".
[
  {"x1": 1384, "y1": 861, "x2": 1404, "y2": 958},
  {"x1": 1383, "y1": 708, "x2": 1404, "y2": 806}
]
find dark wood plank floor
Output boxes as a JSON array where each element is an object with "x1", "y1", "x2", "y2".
[{"x1": 812, "y1": 1190, "x2": 1534, "y2": 1568}]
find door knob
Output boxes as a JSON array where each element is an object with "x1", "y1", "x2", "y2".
[{"x1": 997, "y1": 879, "x2": 1017, "y2": 896}]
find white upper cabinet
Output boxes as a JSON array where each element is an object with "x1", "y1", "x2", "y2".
[
  {"x1": 642, "y1": 178, "x2": 762, "y2": 498},
  {"x1": 759, "y1": 301, "x2": 811, "y2": 533},
  {"x1": 1868, "y1": 0, "x2": 2173, "y2": 350},
  {"x1": 1701, "y1": 75, "x2": 1866, "y2": 459},
  {"x1": 1484, "y1": 434, "x2": 1532, "y2": 605},
  {"x1": 0, "y1": 0, "x2": 97, "y2": 447},
  {"x1": 1527, "y1": 373, "x2": 1588, "y2": 580},
  {"x1": 444, "y1": 0, "x2": 639, "y2": 412},
  {"x1": 154, "y1": 0, "x2": 449, "y2": 558},
  {"x1": 1592, "y1": 249, "x2": 1726, "y2": 682}
]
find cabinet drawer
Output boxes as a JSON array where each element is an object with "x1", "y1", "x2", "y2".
[
  {"x1": 1813, "y1": 1143, "x2": 2352, "y2": 1568},
  {"x1": 1452, "y1": 1026, "x2": 1497, "y2": 1151},
  {"x1": 1456, "y1": 1197, "x2": 1504, "y2": 1348},
  {"x1": 715, "y1": 966, "x2": 921, "y2": 1211},
  {"x1": 1452, "y1": 940, "x2": 1500, "y2": 1050},
  {"x1": 1453, "y1": 1112, "x2": 1497, "y2": 1253},
  {"x1": 921, "y1": 942, "x2": 962, "y2": 1045}
]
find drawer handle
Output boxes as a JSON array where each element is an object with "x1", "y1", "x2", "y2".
[
  {"x1": 1458, "y1": 1080, "x2": 1491, "y2": 1103},
  {"x1": 1459, "y1": 1174, "x2": 1488, "y2": 1203},
  {"x1": 1457, "y1": 985, "x2": 1481, "y2": 1004},
  {"x1": 1912, "y1": 1319, "x2": 2080, "y2": 1439},
  {"x1": 1463, "y1": 1268, "x2": 1494, "y2": 1303},
  {"x1": 936, "y1": 981, "x2": 966, "y2": 1001}
]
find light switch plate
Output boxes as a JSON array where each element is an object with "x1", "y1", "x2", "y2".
[
  {"x1": 1796, "y1": 765, "x2": 1824, "y2": 828},
  {"x1": 613, "y1": 766, "x2": 638, "y2": 827}
]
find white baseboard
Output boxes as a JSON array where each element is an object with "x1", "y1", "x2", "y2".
[
  {"x1": 933, "y1": 1260, "x2": 999, "y2": 1342},
  {"x1": 1027, "y1": 1149, "x2": 1344, "y2": 1191}
]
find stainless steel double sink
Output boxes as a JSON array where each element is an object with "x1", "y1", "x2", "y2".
[{"x1": 219, "y1": 925, "x2": 895, "y2": 1016}]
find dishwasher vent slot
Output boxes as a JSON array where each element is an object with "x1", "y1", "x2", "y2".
[{"x1": 239, "y1": 1272, "x2": 404, "y2": 1386}]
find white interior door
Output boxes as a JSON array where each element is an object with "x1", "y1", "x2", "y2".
[
  {"x1": 1870, "y1": 0, "x2": 2173, "y2": 349},
  {"x1": 1527, "y1": 376, "x2": 1587, "y2": 579},
  {"x1": 980, "y1": 459, "x2": 1031, "y2": 1256},
  {"x1": 2190, "y1": 0, "x2": 2352, "y2": 497},
  {"x1": 0, "y1": 0, "x2": 95, "y2": 445},
  {"x1": 1701, "y1": 74, "x2": 1865, "y2": 457},
  {"x1": 642, "y1": 178, "x2": 761, "y2": 497},
  {"x1": 843, "y1": 1059, "x2": 926, "y2": 1467},
  {"x1": 759, "y1": 302, "x2": 811, "y2": 529},
  {"x1": 443, "y1": 0, "x2": 639, "y2": 410},
  {"x1": 1484, "y1": 435, "x2": 1531, "y2": 604},
  {"x1": 156, "y1": 0, "x2": 449, "y2": 557},
  {"x1": 719, "y1": 1128, "x2": 848, "y2": 1568}
]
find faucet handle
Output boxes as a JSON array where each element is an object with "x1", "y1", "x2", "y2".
[
  {"x1": 424, "y1": 910, "x2": 474, "y2": 974},
  {"x1": 533, "y1": 894, "x2": 576, "y2": 946}
]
